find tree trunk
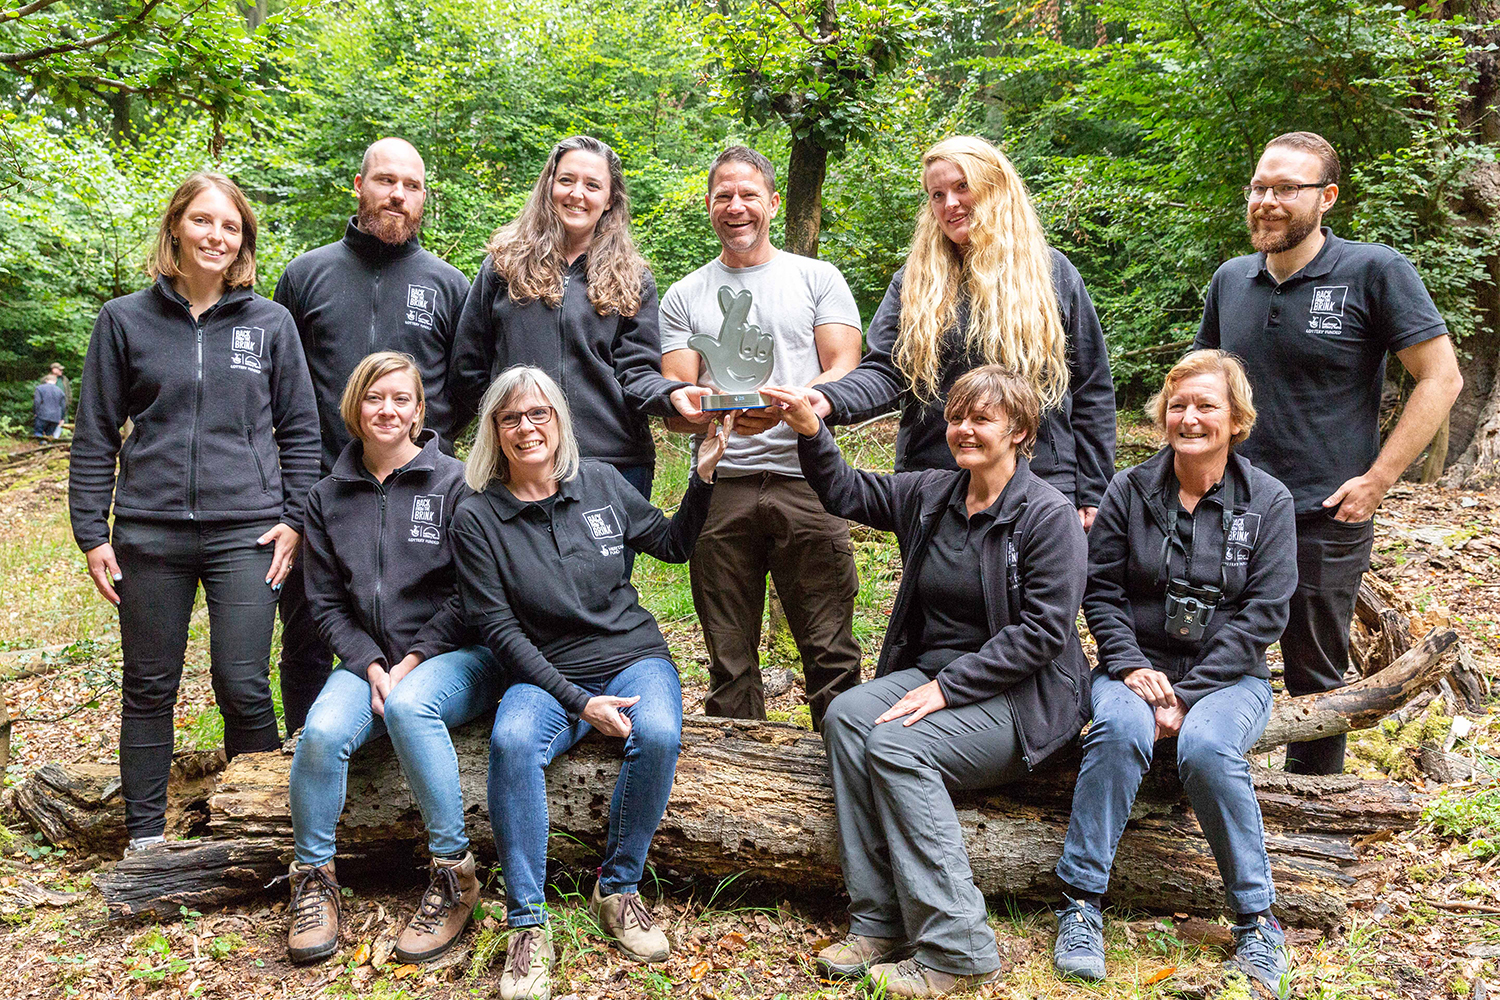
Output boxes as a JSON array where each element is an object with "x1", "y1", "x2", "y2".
[
  {"x1": 783, "y1": 135, "x2": 829, "y2": 258},
  {"x1": 67, "y1": 635, "x2": 1462, "y2": 925}
]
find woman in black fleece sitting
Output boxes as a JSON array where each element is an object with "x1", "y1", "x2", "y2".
[{"x1": 762, "y1": 364, "x2": 1090, "y2": 999}]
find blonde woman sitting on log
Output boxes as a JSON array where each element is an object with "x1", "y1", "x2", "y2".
[{"x1": 1050, "y1": 350, "x2": 1297, "y2": 997}]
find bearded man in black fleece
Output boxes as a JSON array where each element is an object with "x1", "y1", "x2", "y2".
[{"x1": 271, "y1": 137, "x2": 471, "y2": 732}]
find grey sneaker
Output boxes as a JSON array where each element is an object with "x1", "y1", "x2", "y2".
[
  {"x1": 1052, "y1": 896, "x2": 1106, "y2": 982},
  {"x1": 124, "y1": 834, "x2": 166, "y2": 857},
  {"x1": 815, "y1": 932, "x2": 906, "y2": 979},
  {"x1": 1225, "y1": 914, "x2": 1292, "y2": 999}
]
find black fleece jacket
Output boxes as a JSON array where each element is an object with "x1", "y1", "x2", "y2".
[
  {"x1": 274, "y1": 220, "x2": 471, "y2": 472},
  {"x1": 816, "y1": 252, "x2": 1117, "y2": 508},
  {"x1": 451, "y1": 461, "x2": 713, "y2": 716},
  {"x1": 302, "y1": 431, "x2": 475, "y2": 676},
  {"x1": 69, "y1": 277, "x2": 321, "y2": 552},
  {"x1": 1084, "y1": 447, "x2": 1298, "y2": 707},
  {"x1": 797, "y1": 423, "x2": 1091, "y2": 770},
  {"x1": 447, "y1": 257, "x2": 688, "y2": 467}
]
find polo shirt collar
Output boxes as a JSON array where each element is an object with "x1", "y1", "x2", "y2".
[
  {"x1": 480, "y1": 470, "x2": 584, "y2": 521},
  {"x1": 942, "y1": 457, "x2": 1034, "y2": 525},
  {"x1": 331, "y1": 429, "x2": 442, "y2": 482},
  {"x1": 1247, "y1": 226, "x2": 1344, "y2": 281}
]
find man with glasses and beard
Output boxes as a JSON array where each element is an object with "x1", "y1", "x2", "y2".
[
  {"x1": 272, "y1": 137, "x2": 471, "y2": 734},
  {"x1": 1194, "y1": 131, "x2": 1462, "y2": 775}
]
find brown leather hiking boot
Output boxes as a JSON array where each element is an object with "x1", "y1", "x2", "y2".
[
  {"x1": 498, "y1": 924, "x2": 554, "y2": 1000},
  {"x1": 285, "y1": 860, "x2": 340, "y2": 964},
  {"x1": 589, "y1": 880, "x2": 670, "y2": 962},
  {"x1": 815, "y1": 932, "x2": 906, "y2": 979},
  {"x1": 867, "y1": 958, "x2": 1001, "y2": 997},
  {"x1": 394, "y1": 852, "x2": 479, "y2": 962}
]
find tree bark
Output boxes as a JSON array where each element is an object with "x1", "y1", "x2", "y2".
[
  {"x1": 783, "y1": 134, "x2": 829, "y2": 258},
  {"x1": 71, "y1": 636, "x2": 1463, "y2": 925}
]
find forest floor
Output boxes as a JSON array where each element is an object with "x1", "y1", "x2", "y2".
[{"x1": 0, "y1": 422, "x2": 1497, "y2": 999}]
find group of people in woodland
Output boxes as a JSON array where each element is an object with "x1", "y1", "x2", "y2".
[{"x1": 66, "y1": 125, "x2": 1462, "y2": 999}]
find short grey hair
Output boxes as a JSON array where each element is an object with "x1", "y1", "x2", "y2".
[{"x1": 464, "y1": 366, "x2": 581, "y2": 490}]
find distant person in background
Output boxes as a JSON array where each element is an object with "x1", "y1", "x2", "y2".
[
  {"x1": 49, "y1": 362, "x2": 71, "y2": 436},
  {"x1": 802, "y1": 135, "x2": 1116, "y2": 529},
  {"x1": 32, "y1": 371, "x2": 65, "y2": 439},
  {"x1": 69, "y1": 172, "x2": 320, "y2": 855},
  {"x1": 1194, "y1": 131, "x2": 1463, "y2": 775},
  {"x1": 449, "y1": 134, "x2": 705, "y2": 507},
  {"x1": 272, "y1": 137, "x2": 471, "y2": 735}
]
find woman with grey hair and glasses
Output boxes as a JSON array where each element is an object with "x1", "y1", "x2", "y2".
[
  {"x1": 450, "y1": 366, "x2": 729, "y2": 1000},
  {"x1": 449, "y1": 135, "x2": 708, "y2": 505}
]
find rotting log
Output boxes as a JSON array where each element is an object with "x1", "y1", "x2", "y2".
[
  {"x1": 1255, "y1": 627, "x2": 1459, "y2": 751},
  {"x1": 86, "y1": 636, "x2": 1457, "y2": 926},
  {"x1": 67, "y1": 629, "x2": 1467, "y2": 924},
  {"x1": 90, "y1": 716, "x2": 1420, "y2": 927}
]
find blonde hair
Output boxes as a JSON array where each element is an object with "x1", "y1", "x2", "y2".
[
  {"x1": 464, "y1": 366, "x2": 580, "y2": 490},
  {"x1": 146, "y1": 172, "x2": 258, "y2": 288},
  {"x1": 943, "y1": 364, "x2": 1042, "y2": 459},
  {"x1": 895, "y1": 136, "x2": 1068, "y2": 410},
  {"x1": 484, "y1": 136, "x2": 646, "y2": 317},
  {"x1": 1148, "y1": 349, "x2": 1257, "y2": 446},
  {"x1": 340, "y1": 352, "x2": 426, "y2": 443}
]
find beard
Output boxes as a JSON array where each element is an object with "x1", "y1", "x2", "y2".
[
  {"x1": 357, "y1": 191, "x2": 424, "y2": 245},
  {"x1": 1247, "y1": 204, "x2": 1320, "y2": 255}
]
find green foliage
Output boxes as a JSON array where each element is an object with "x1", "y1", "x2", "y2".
[
  {"x1": 1424, "y1": 784, "x2": 1500, "y2": 859},
  {"x1": 980, "y1": 0, "x2": 1495, "y2": 400},
  {"x1": 701, "y1": 0, "x2": 940, "y2": 156}
]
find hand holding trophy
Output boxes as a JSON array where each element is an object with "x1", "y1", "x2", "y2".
[{"x1": 688, "y1": 286, "x2": 775, "y2": 411}]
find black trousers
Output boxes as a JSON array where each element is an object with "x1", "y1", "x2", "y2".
[
  {"x1": 1282, "y1": 510, "x2": 1374, "y2": 775},
  {"x1": 113, "y1": 518, "x2": 283, "y2": 837},
  {"x1": 276, "y1": 559, "x2": 333, "y2": 735}
]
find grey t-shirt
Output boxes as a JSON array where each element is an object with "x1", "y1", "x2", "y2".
[{"x1": 660, "y1": 251, "x2": 861, "y2": 477}]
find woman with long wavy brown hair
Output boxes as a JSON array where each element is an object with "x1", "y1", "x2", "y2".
[
  {"x1": 809, "y1": 135, "x2": 1117, "y2": 529},
  {"x1": 449, "y1": 135, "x2": 702, "y2": 501}
]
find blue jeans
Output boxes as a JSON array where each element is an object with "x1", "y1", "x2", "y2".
[
  {"x1": 1055, "y1": 669, "x2": 1276, "y2": 914},
  {"x1": 289, "y1": 645, "x2": 501, "y2": 865},
  {"x1": 488, "y1": 657, "x2": 682, "y2": 927}
]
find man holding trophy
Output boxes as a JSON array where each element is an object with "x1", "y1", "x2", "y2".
[{"x1": 660, "y1": 145, "x2": 864, "y2": 730}]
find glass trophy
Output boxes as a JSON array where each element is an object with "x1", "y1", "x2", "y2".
[{"x1": 689, "y1": 286, "x2": 775, "y2": 411}]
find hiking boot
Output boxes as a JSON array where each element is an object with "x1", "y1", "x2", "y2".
[
  {"x1": 589, "y1": 879, "x2": 670, "y2": 962},
  {"x1": 1052, "y1": 896, "x2": 1106, "y2": 981},
  {"x1": 285, "y1": 860, "x2": 341, "y2": 964},
  {"x1": 498, "y1": 924, "x2": 554, "y2": 1000},
  {"x1": 393, "y1": 852, "x2": 479, "y2": 963},
  {"x1": 866, "y1": 958, "x2": 1000, "y2": 997},
  {"x1": 1224, "y1": 914, "x2": 1292, "y2": 999},
  {"x1": 815, "y1": 932, "x2": 906, "y2": 979}
]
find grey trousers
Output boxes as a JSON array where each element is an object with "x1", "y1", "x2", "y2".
[{"x1": 822, "y1": 668, "x2": 1027, "y2": 976}]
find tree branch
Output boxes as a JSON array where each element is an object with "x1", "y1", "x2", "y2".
[
  {"x1": 0, "y1": 0, "x2": 169, "y2": 66},
  {"x1": 757, "y1": 0, "x2": 827, "y2": 46},
  {"x1": 0, "y1": 0, "x2": 66, "y2": 26}
]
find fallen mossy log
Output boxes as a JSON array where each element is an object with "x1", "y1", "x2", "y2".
[{"x1": 83, "y1": 632, "x2": 1460, "y2": 925}]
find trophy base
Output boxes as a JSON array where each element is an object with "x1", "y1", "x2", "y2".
[{"x1": 702, "y1": 392, "x2": 769, "y2": 411}]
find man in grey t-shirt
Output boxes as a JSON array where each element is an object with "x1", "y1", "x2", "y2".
[{"x1": 661, "y1": 146, "x2": 863, "y2": 729}]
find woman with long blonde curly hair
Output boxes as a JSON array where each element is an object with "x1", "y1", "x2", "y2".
[
  {"x1": 810, "y1": 136, "x2": 1116, "y2": 528},
  {"x1": 449, "y1": 135, "x2": 702, "y2": 502}
]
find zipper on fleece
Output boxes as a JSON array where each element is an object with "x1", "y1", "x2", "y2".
[
  {"x1": 247, "y1": 426, "x2": 270, "y2": 492},
  {"x1": 369, "y1": 268, "x2": 382, "y2": 355},
  {"x1": 188, "y1": 318, "x2": 205, "y2": 518},
  {"x1": 373, "y1": 484, "x2": 388, "y2": 645},
  {"x1": 556, "y1": 269, "x2": 571, "y2": 395}
]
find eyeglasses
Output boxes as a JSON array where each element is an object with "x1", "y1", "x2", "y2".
[
  {"x1": 1242, "y1": 183, "x2": 1326, "y2": 203},
  {"x1": 495, "y1": 405, "x2": 555, "y2": 429}
]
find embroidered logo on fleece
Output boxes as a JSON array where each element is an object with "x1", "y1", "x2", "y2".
[
  {"x1": 1307, "y1": 285, "x2": 1348, "y2": 335},
  {"x1": 230, "y1": 326, "x2": 266, "y2": 372},
  {"x1": 583, "y1": 505, "x2": 625, "y2": 557},
  {"x1": 405, "y1": 284, "x2": 438, "y2": 331},
  {"x1": 408, "y1": 493, "x2": 444, "y2": 544},
  {"x1": 1226, "y1": 513, "x2": 1261, "y2": 566}
]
